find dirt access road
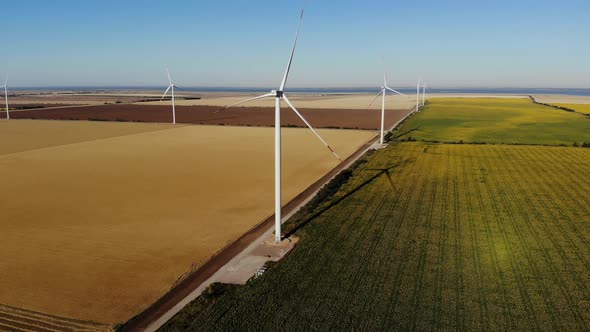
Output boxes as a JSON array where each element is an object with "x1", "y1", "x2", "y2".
[{"x1": 121, "y1": 105, "x2": 417, "y2": 332}]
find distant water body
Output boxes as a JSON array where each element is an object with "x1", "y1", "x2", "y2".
[{"x1": 12, "y1": 87, "x2": 590, "y2": 96}]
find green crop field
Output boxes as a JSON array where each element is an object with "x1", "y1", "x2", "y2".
[
  {"x1": 400, "y1": 98, "x2": 590, "y2": 145},
  {"x1": 161, "y1": 142, "x2": 590, "y2": 331}
]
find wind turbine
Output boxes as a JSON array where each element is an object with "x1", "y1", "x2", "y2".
[
  {"x1": 416, "y1": 78, "x2": 422, "y2": 112},
  {"x1": 161, "y1": 67, "x2": 176, "y2": 124},
  {"x1": 422, "y1": 83, "x2": 427, "y2": 107},
  {"x1": 367, "y1": 66, "x2": 406, "y2": 144},
  {"x1": 216, "y1": 8, "x2": 341, "y2": 243},
  {"x1": 2, "y1": 76, "x2": 8, "y2": 120}
]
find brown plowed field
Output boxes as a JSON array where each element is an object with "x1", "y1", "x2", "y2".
[
  {"x1": 2, "y1": 104, "x2": 408, "y2": 130},
  {"x1": 5, "y1": 103, "x2": 79, "y2": 109}
]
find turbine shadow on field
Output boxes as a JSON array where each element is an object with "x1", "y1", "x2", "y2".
[
  {"x1": 283, "y1": 158, "x2": 415, "y2": 238},
  {"x1": 391, "y1": 126, "x2": 427, "y2": 140},
  {"x1": 363, "y1": 166, "x2": 400, "y2": 193}
]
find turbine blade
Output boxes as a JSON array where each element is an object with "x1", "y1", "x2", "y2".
[
  {"x1": 384, "y1": 170, "x2": 396, "y2": 190},
  {"x1": 213, "y1": 93, "x2": 275, "y2": 114},
  {"x1": 4, "y1": 75, "x2": 7, "y2": 86},
  {"x1": 381, "y1": 57, "x2": 388, "y2": 86},
  {"x1": 279, "y1": 8, "x2": 305, "y2": 91},
  {"x1": 367, "y1": 89, "x2": 384, "y2": 110},
  {"x1": 283, "y1": 94, "x2": 342, "y2": 161},
  {"x1": 166, "y1": 67, "x2": 172, "y2": 85},
  {"x1": 386, "y1": 87, "x2": 406, "y2": 96},
  {"x1": 161, "y1": 86, "x2": 172, "y2": 100}
]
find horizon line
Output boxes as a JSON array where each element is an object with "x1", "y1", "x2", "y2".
[{"x1": 6, "y1": 86, "x2": 590, "y2": 90}]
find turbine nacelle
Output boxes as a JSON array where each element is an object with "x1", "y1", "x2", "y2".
[
  {"x1": 161, "y1": 68, "x2": 177, "y2": 124},
  {"x1": 2, "y1": 76, "x2": 8, "y2": 120},
  {"x1": 368, "y1": 64, "x2": 407, "y2": 144}
]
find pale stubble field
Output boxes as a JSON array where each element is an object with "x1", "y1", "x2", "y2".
[{"x1": 0, "y1": 120, "x2": 375, "y2": 324}]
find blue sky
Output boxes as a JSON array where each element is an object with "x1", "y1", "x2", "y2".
[{"x1": 1, "y1": 0, "x2": 589, "y2": 88}]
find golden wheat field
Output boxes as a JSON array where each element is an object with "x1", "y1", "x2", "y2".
[{"x1": 0, "y1": 119, "x2": 375, "y2": 325}]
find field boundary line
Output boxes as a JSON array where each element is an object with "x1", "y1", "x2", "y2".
[
  {"x1": 120, "y1": 107, "x2": 415, "y2": 331},
  {"x1": 138, "y1": 139, "x2": 381, "y2": 331},
  {"x1": 528, "y1": 95, "x2": 583, "y2": 114}
]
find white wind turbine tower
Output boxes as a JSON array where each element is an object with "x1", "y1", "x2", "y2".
[
  {"x1": 161, "y1": 67, "x2": 177, "y2": 124},
  {"x1": 216, "y1": 8, "x2": 341, "y2": 243},
  {"x1": 2, "y1": 76, "x2": 8, "y2": 120},
  {"x1": 416, "y1": 78, "x2": 422, "y2": 112},
  {"x1": 422, "y1": 83, "x2": 427, "y2": 106},
  {"x1": 368, "y1": 66, "x2": 406, "y2": 144}
]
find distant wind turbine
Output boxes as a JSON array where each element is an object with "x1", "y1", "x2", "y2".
[
  {"x1": 368, "y1": 64, "x2": 406, "y2": 144},
  {"x1": 161, "y1": 67, "x2": 177, "y2": 124},
  {"x1": 422, "y1": 83, "x2": 427, "y2": 107},
  {"x1": 216, "y1": 8, "x2": 341, "y2": 243},
  {"x1": 2, "y1": 76, "x2": 8, "y2": 120},
  {"x1": 416, "y1": 78, "x2": 422, "y2": 112}
]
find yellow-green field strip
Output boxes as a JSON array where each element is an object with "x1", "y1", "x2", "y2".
[{"x1": 167, "y1": 143, "x2": 590, "y2": 330}]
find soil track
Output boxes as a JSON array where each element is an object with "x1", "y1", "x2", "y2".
[{"x1": 2, "y1": 104, "x2": 407, "y2": 130}]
